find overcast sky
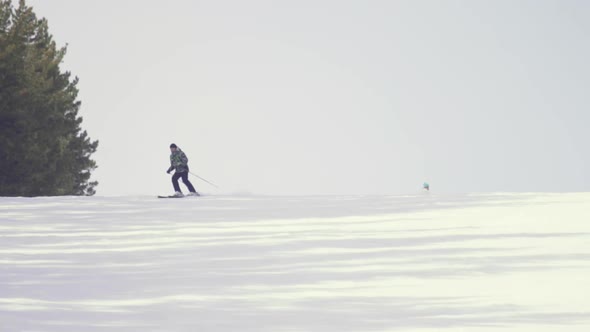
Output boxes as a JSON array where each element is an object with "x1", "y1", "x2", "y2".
[{"x1": 26, "y1": 0, "x2": 590, "y2": 196}]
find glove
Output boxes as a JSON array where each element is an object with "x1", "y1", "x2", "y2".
[{"x1": 167, "y1": 166, "x2": 174, "y2": 174}]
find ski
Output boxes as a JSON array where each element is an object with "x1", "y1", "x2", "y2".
[{"x1": 157, "y1": 193, "x2": 200, "y2": 198}]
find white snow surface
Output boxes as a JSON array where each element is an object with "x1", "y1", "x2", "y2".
[{"x1": 1, "y1": 193, "x2": 590, "y2": 331}]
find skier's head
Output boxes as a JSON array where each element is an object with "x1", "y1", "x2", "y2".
[{"x1": 170, "y1": 143, "x2": 178, "y2": 150}]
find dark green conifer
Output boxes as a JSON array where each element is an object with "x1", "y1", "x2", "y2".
[{"x1": 0, "y1": 0, "x2": 98, "y2": 196}]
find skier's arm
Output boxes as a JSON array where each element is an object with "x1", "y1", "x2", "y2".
[{"x1": 167, "y1": 155, "x2": 175, "y2": 173}]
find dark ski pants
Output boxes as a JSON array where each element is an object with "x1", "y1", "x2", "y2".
[{"x1": 172, "y1": 171, "x2": 196, "y2": 193}]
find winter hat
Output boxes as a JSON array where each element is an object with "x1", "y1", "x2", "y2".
[{"x1": 170, "y1": 143, "x2": 177, "y2": 148}]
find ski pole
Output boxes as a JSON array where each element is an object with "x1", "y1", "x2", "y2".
[{"x1": 189, "y1": 171, "x2": 219, "y2": 189}]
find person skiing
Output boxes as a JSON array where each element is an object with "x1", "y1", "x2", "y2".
[{"x1": 167, "y1": 143, "x2": 199, "y2": 197}]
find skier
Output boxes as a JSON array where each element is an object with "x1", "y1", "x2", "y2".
[
  {"x1": 423, "y1": 182, "x2": 430, "y2": 191},
  {"x1": 166, "y1": 143, "x2": 199, "y2": 197}
]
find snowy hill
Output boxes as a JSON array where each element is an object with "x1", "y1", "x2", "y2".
[{"x1": 1, "y1": 193, "x2": 590, "y2": 331}]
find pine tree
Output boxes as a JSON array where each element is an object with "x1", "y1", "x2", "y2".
[{"x1": 0, "y1": 0, "x2": 98, "y2": 196}]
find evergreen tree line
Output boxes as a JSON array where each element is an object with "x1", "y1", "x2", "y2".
[{"x1": 0, "y1": 0, "x2": 98, "y2": 196}]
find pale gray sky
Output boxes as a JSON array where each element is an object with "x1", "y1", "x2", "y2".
[{"x1": 27, "y1": 0, "x2": 589, "y2": 195}]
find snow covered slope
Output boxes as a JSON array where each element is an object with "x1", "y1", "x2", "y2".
[{"x1": 1, "y1": 193, "x2": 590, "y2": 331}]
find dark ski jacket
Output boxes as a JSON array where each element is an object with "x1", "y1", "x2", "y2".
[{"x1": 168, "y1": 149, "x2": 189, "y2": 173}]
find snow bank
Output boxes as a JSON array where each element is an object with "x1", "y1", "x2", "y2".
[{"x1": 1, "y1": 193, "x2": 589, "y2": 331}]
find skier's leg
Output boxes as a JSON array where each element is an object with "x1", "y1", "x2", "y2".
[
  {"x1": 172, "y1": 172, "x2": 182, "y2": 193},
  {"x1": 181, "y1": 172, "x2": 197, "y2": 193}
]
